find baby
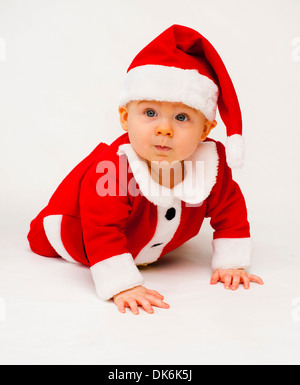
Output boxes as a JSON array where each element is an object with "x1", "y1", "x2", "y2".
[{"x1": 27, "y1": 25, "x2": 263, "y2": 315}]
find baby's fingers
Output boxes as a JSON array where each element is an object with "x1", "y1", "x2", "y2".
[
  {"x1": 224, "y1": 274, "x2": 232, "y2": 289},
  {"x1": 146, "y1": 294, "x2": 170, "y2": 309},
  {"x1": 247, "y1": 274, "x2": 264, "y2": 285},
  {"x1": 210, "y1": 270, "x2": 220, "y2": 284},
  {"x1": 126, "y1": 298, "x2": 140, "y2": 315},
  {"x1": 136, "y1": 296, "x2": 154, "y2": 314},
  {"x1": 115, "y1": 299, "x2": 126, "y2": 314},
  {"x1": 231, "y1": 274, "x2": 241, "y2": 290},
  {"x1": 146, "y1": 289, "x2": 164, "y2": 300},
  {"x1": 242, "y1": 275, "x2": 250, "y2": 289}
]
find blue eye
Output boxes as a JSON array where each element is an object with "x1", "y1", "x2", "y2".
[
  {"x1": 145, "y1": 109, "x2": 157, "y2": 118},
  {"x1": 176, "y1": 113, "x2": 188, "y2": 122}
]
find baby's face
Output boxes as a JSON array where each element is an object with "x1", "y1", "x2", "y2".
[{"x1": 119, "y1": 100, "x2": 216, "y2": 164}]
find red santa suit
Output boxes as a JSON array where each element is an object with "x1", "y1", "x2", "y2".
[{"x1": 27, "y1": 132, "x2": 251, "y2": 300}]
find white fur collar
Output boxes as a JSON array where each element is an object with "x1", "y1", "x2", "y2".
[{"x1": 117, "y1": 141, "x2": 219, "y2": 207}]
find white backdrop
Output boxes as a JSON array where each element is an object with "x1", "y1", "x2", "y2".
[{"x1": 0, "y1": 0, "x2": 300, "y2": 365}]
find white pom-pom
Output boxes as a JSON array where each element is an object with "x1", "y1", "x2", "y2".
[{"x1": 226, "y1": 134, "x2": 245, "y2": 169}]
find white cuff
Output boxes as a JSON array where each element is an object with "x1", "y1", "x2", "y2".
[
  {"x1": 43, "y1": 215, "x2": 78, "y2": 264},
  {"x1": 211, "y1": 238, "x2": 251, "y2": 271},
  {"x1": 90, "y1": 253, "x2": 144, "y2": 300}
]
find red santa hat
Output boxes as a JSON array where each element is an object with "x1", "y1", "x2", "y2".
[{"x1": 119, "y1": 24, "x2": 245, "y2": 168}]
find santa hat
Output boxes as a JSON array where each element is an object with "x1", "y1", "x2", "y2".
[{"x1": 119, "y1": 24, "x2": 244, "y2": 168}]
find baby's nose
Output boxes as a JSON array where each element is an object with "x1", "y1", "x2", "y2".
[{"x1": 155, "y1": 123, "x2": 174, "y2": 137}]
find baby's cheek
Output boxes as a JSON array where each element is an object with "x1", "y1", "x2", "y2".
[{"x1": 130, "y1": 141, "x2": 152, "y2": 161}]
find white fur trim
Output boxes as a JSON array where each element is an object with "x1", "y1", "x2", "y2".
[
  {"x1": 134, "y1": 199, "x2": 182, "y2": 265},
  {"x1": 117, "y1": 141, "x2": 219, "y2": 208},
  {"x1": 211, "y1": 238, "x2": 251, "y2": 270},
  {"x1": 43, "y1": 215, "x2": 78, "y2": 264},
  {"x1": 226, "y1": 134, "x2": 245, "y2": 169},
  {"x1": 119, "y1": 65, "x2": 219, "y2": 121},
  {"x1": 90, "y1": 253, "x2": 144, "y2": 301}
]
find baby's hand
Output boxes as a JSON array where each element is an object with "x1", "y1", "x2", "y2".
[
  {"x1": 210, "y1": 269, "x2": 264, "y2": 290},
  {"x1": 113, "y1": 285, "x2": 170, "y2": 315}
]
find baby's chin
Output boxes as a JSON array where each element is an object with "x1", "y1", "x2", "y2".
[{"x1": 132, "y1": 146, "x2": 186, "y2": 165}]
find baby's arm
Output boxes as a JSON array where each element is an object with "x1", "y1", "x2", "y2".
[
  {"x1": 113, "y1": 285, "x2": 170, "y2": 315},
  {"x1": 204, "y1": 143, "x2": 264, "y2": 289}
]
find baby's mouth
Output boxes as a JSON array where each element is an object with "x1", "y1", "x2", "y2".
[{"x1": 155, "y1": 145, "x2": 171, "y2": 152}]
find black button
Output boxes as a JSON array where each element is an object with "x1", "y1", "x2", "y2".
[
  {"x1": 151, "y1": 243, "x2": 163, "y2": 248},
  {"x1": 165, "y1": 207, "x2": 176, "y2": 220}
]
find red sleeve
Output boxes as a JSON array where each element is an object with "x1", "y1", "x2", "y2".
[
  {"x1": 80, "y1": 159, "x2": 143, "y2": 300},
  {"x1": 205, "y1": 141, "x2": 251, "y2": 270},
  {"x1": 205, "y1": 141, "x2": 250, "y2": 239},
  {"x1": 80, "y1": 165, "x2": 131, "y2": 266}
]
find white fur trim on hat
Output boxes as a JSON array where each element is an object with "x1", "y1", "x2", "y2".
[
  {"x1": 226, "y1": 134, "x2": 245, "y2": 169},
  {"x1": 119, "y1": 64, "x2": 219, "y2": 121}
]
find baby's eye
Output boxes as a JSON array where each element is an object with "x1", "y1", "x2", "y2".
[
  {"x1": 176, "y1": 113, "x2": 188, "y2": 122},
  {"x1": 145, "y1": 109, "x2": 157, "y2": 118}
]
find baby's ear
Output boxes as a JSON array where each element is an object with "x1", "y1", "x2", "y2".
[
  {"x1": 200, "y1": 120, "x2": 217, "y2": 141},
  {"x1": 119, "y1": 106, "x2": 129, "y2": 131}
]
